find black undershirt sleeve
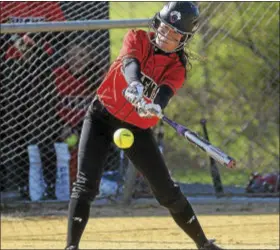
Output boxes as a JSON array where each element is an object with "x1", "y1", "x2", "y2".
[
  {"x1": 122, "y1": 57, "x2": 174, "y2": 109},
  {"x1": 154, "y1": 84, "x2": 174, "y2": 109}
]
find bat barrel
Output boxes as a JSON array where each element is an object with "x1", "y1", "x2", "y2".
[
  {"x1": 184, "y1": 130, "x2": 236, "y2": 168},
  {"x1": 206, "y1": 145, "x2": 236, "y2": 168}
]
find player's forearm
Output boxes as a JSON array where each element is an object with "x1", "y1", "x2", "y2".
[{"x1": 122, "y1": 57, "x2": 142, "y2": 84}]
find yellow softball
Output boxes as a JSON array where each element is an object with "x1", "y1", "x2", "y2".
[{"x1": 113, "y1": 128, "x2": 134, "y2": 149}]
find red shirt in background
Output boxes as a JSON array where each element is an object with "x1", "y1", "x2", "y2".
[
  {"x1": 1, "y1": 2, "x2": 66, "y2": 59},
  {"x1": 0, "y1": 2, "x2": 65, "y2": 23},
  {"x1": 53, "y1": 66, "x2": 92, "y2": 128},
  {"x1": 97, "y1": 29, "x2": 186, "y2": 129}
]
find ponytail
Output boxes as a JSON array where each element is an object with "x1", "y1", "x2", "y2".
[{"x1": 177, "y1": 49, "x2": 192, "y2": 73}]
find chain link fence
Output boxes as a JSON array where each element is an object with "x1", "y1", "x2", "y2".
[
  {"x1": 1, "y1": 2, "x2": 279, "y2": 203},
  {"x1": 164, "y1": 1, "x2": 279, "y2": 196}
]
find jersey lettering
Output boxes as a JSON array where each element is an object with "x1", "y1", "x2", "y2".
[{"x1": 140, "y1": 72, "x2": 159, "y2": 101}]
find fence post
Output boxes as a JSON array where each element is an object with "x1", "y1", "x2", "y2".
[{"x1": 122, "y1": 160, "x2": 137, "y2": 205}]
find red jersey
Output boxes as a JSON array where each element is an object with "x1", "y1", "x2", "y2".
[
  {"x1": 97, "y1": 29, "x2": 186, "y2": 129},
  {"x1": 53, "y1": 66, "x2": 92, "y2": 128}
]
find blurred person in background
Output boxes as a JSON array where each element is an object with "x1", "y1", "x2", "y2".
[
  {"x1": 54, "y1": 32, "x2": 119, "y2": 183},
  {"x1": 57, "y1": 1, "x2": 116, "y2": 181},
  {"x1": 0, "y1": 1, "x2": 65, "y2": 199},
  {"x1": 53, "y1": 35, "x2": 108, "y2": 184},
  {"x1": 0, "y1": 1, "x2": 114, "y2": 199},
  {"x1": 1, "y1": 33, "x2": 63, "y2": 200}
]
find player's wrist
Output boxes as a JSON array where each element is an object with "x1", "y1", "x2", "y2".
[
  {"x1": 129, "y1": 81, "x2": 144, "y2": 93},
  {"x1": 124, "y1": 81, "x2": 144, "y2": 105}
]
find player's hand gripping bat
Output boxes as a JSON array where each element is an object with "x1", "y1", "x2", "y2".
[{"x1": 124, "y1": 92, "x2": 236, "y2": 168}]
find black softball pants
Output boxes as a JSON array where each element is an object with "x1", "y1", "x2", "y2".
[{"x1": 66, "y1": 99, "x2": 208, "y2": 248}]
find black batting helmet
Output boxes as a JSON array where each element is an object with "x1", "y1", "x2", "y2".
[{"x1": 150, "y1": 2, "x2": 200, "y2": 52}]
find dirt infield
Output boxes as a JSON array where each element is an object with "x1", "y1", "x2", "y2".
[{"x1": 1, "y1": 204, "x2": 279, "y2": 249}]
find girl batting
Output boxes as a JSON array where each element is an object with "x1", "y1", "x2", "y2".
[{"x1": 66, "y1": 2, "x2": 223, "y2": 249}]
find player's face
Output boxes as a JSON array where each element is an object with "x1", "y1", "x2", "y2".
[
  {"x1": 67, "y1": 44, "x2": 92, "y2": 74},
  {"x1": 155, "y1": 22, "x2": 183, "y2": 52}
]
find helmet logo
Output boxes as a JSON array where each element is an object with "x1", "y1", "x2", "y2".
[{"x1": 169, "y1": 11, "x2": 181, "y2": 24}]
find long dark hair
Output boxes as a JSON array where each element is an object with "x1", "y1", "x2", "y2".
[{"x1": 177, "y1": 49, "x2": 192, "y2": 74}]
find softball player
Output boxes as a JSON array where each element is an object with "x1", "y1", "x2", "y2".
[{"x1": 66, "y1": 2, "x2": 223, "y2": 249}]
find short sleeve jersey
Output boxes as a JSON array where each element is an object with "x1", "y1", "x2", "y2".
[{"x1": 97, "y1": 29, "x2": 186, "y2": 129}]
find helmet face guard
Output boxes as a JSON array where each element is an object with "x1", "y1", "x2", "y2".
[{"x1": 149, "y1": 13, "x2": 195, "y2": 53}]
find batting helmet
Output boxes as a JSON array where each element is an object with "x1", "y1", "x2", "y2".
[{"x1": 150, "y1": 2, "x2": 200, "y2": 52}]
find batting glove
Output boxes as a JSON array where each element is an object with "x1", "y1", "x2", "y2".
[
  {"x1": 124, "y1": 81, "x2": 144, "y2": 105},
  {"x1": 138, "y1": 101, "x2": 162, "y2": 118}
]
